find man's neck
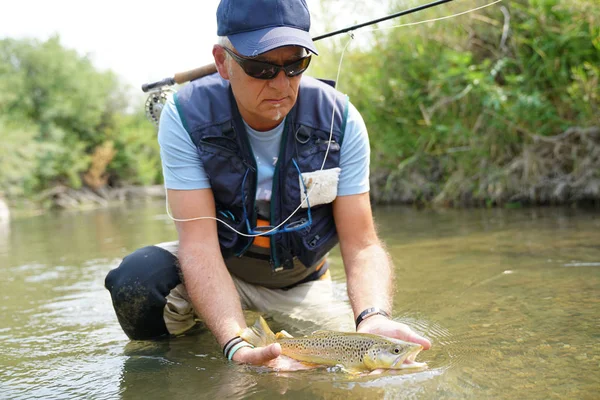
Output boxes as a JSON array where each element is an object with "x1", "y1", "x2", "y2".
[{"x1": 235, "y1": 101, "x2": 287, "y2": 132}]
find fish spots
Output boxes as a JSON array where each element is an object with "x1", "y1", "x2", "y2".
[{"x1": 281, "y1": 333, "x2": 413, "y2": 369}]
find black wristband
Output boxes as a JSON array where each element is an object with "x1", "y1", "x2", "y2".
[
  {"x1": 355, "y1": 307, "x2": 390, "y2": 328},
  {"x1": 223, "y1": 336, "x2": 242, "y2": 358}
]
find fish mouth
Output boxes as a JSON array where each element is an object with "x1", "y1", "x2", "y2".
[{"x1": 391, "y1": 345, "x2": 426, "y2": 369}]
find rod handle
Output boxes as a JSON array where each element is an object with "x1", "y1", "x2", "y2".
[
  {"x1": 141, "y1": 63, "x2": 218, "y2": 92},
  {"x1": 174, "y1": 64, "x2": 218, "y2": 84}
]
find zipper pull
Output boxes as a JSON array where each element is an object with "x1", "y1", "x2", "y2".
[
  {"x1": 242, "y1": 158, "x2": 256, "y2": 172},
  {"x1": 270, "y1": 259, "x2": 284, "y2": 273}
]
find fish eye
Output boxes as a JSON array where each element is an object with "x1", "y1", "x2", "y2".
[{"x1": 394, "y1": 348, "x2": 400, "y2": 354}]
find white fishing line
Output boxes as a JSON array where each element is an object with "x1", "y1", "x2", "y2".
[
  {"x1": 364, "y1": 0, "x2": 503, "y2": 33},
  {"x1": 165, "y1": 0, "x2": 504, "y2": 238}
]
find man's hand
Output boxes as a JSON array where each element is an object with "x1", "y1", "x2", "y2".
[
  {"x1": 230, "y1": 343, "x2": 281, "y2": 364},
  {"x1": 356, "y1": 315, "x2": 432, "y2": 350},
  {"x1": 231, "y1": 343, "x2": 317, "y2": 371}
]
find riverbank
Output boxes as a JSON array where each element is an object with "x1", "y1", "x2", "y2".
[
  {"x1": 2, "y1": 125, "x2": 598, "y2": 215},
  {"x1": 370, "y1": 126, "x2": 600, "y2": 207}
]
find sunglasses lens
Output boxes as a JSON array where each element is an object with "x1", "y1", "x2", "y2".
[
  {"x1": 243, "y1": 61, "x2": 278, "y2": 79},
  {"x1": 285, "y1": 56, "x2": 311, "y2": 77},
  {"x1": 225, "y1": 47, "x2": 311, "y2": 80}
]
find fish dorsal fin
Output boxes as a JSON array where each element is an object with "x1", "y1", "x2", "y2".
[
  {"x1": 310, "y1": 330, "x2": 334, "y2": 336},
  {"x1": 275, "y1": 330, "x2": 294, "y2": 339}
]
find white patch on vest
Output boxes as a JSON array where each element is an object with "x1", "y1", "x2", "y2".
[{"x1": 299, "y1": 167, "x2": 341, "y2": 208}]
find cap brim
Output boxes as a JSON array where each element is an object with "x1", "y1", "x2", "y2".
[{"x1": 228, "y1": 26, "x2": 318, "y2": 57}]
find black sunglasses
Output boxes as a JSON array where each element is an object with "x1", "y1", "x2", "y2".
[{"x1": 222, "y1": 47, "x2": 311, "y2": 80}]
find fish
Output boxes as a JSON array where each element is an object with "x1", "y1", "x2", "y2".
[{"x1": 240, "y1": 316, "x2": 426, "y2": 372}]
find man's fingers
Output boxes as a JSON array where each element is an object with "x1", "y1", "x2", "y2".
[
  {"x1": 263, "y1": 343, "x2": 282, "y2": 360},
  {"x1": 405, "y1": 331, "x2": 432, "y2": 350},
  {"x1": 361, "y1": 319, "x2": 432, "y2": 351},
  {"x1": 234, "y1": 343, "x2": 282, "y2": 365}
]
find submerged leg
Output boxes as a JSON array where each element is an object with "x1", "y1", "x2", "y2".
[{"x1": 105, "y1": 244, "x2": 196, "y2": 339}]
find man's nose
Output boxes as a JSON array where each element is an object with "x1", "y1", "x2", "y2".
[{"x1": 268, "y1": 70, "x2": 290, "y2": 91}]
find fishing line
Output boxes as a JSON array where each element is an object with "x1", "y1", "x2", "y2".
[
  {"x1": 363, "y1": 0, "x2": 503, "y2": 33},
  {"x1": 165, "y1": 0, "x2": 504, "y2": 238}
]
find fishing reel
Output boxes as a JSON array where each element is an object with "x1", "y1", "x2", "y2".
[
  {"x1": 144, "y1": 88, "x2": 176, "y2": 128},
  {"x1": 142, "y1": 64, "x2": 217, "y2": 128}
]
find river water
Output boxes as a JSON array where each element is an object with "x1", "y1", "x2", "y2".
[{"x1": 1, "y1": 202, "x2": 598, "y2": 399}]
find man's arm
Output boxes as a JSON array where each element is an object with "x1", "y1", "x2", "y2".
[
  {"x1": 168, "y1": 188, "x2": 282, "y2": 362},
  {"x1": 333, "y1": 192, "x2": 431, "y2": 349}
]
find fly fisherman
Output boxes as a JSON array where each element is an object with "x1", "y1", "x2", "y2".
[{"x1": 105, "y1": 0, "x2": 431, "y2": 367}]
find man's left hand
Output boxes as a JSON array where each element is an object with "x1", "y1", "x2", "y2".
[{"x1": 356, "y1": 315, "x2": 431, "y2": 350}]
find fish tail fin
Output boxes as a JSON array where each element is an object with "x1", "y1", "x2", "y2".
[{"x1": 240, "y1": 316, "x2": 277, "y2": 347}]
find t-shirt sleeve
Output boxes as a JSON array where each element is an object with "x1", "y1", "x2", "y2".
[
  {"x1": 337, "y1": 101, "x2": 370, "y2": 196},
  {"x1": 157, "y1": 96, "x2": 211, "y2": 190}
]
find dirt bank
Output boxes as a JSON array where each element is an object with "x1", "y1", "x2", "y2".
[{"x1": 370, "y1": 126, "x2": 600, "y2": 207}]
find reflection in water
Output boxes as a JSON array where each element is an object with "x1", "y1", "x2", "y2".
[
  {"x1": 118, "y1": 332, "x2": 446, "y2": 400},
  {"x1": 0, "y1": 203, "x2": 599, "y2": 399},
  {"x1": 0, "y1": 217, "x2": 9, "y2": 256}
]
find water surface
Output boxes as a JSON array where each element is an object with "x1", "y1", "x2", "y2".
[{"x1": 1, "y1": 202, "x2": 598, "y2": 399}]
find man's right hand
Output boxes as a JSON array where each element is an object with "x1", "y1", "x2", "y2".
[
  {"x1": 232, "y1": 343, "x2": 316, "y2": 371},
  {"x1": 231, "y1": 343, "x2": 281, "y2": 364}
]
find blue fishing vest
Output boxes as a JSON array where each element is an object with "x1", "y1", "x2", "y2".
[{"x1": 174, "y1": 73, "x2": 349, "y2": 271}]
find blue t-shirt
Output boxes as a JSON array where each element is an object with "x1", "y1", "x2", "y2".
[{"x1": 158, "y1": 90, "x2": 370, "y2": 212}]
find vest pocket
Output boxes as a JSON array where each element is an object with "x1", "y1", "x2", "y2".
[
  {"x1": 199, "y1": 137, "x2": 249, "y2": 173},
  {"x1": 199, "y1": 136, "x2": 240, "y2": 156},
  {"x1": 290, "y1": 207, "x2": 338, "y2": 267},
  {"x1": 299, "y1": 139, "x2": 341, "y2": 158},
  {"x1": 303, "y1": 215, "x2": 337, "y2": 251}
]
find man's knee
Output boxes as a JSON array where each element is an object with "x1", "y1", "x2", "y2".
[{"x1": 105, "y1": 245, "x2": 181, "y2": 340}]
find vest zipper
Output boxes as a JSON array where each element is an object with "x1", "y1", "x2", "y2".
[
  {"x1": 233, "y1": 124, "x2": 258, "y2": 257},
  {"x1": 269, "y1": 122, "x2": 290, "y2": 272}
]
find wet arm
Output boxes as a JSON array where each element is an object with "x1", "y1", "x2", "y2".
[
  {"x1": 334, "y1": 193, "x2": 432, "y2": 349},
  {"x1": 333, "y1": 192, "x2": 394, "y2": 319},
  {"x1": 169, "y1": 188, "x2": 246, "y2": 347},
  {"x1": 168, "y1": 188, "x2": 282, "y2": 362}
]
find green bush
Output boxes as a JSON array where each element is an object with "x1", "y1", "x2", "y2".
[
  {"x1": 0, "y1": 36, "x2": 160, "y2": 199},
  {"x1": 312, "y1": 0, "x2": 599, "y2": 205}
]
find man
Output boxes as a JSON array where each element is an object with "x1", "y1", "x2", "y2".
[{"x1": 105, "y1": 0, "x2": 431, "y2": 368}]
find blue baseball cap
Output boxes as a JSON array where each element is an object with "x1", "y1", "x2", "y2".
[{"x1": 216, "y1": 0, "x2": 318, "y2": 57}]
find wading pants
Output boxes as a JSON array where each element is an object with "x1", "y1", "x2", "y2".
[{"x1": 104, "y1": 241, "x2": 354, "y2": 340}]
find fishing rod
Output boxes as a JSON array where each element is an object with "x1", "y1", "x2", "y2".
[
  {"x1": 142, "y1": 0, "x2": 460, "y2": 126},
  {"x1": 141, "y1": 0, "x2": 456, "y2": 93}
]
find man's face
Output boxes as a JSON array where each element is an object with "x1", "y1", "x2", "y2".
[{"x1": 214, "y1": 45, "x2": 307, "y2": 131}]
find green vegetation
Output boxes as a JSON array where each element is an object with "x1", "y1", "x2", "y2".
[
  {"x1": 0, "y1": 35, "x2": 160, "y2": 204},
  {"x1": 1, "y1": 0, "x2": 598, "y2": 208},
  {"x1": 312, "y1": 0, "x2": 599, "y2": 206}
]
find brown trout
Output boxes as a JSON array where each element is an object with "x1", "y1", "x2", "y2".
[{"x1": 240, "y1": 316, "x2": 426, "y2": 372}]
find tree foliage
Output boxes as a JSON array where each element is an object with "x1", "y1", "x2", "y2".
[
  {"x1": 1, "y1": 0, "x2": 598, "y2": 207},
  {"x1": 0, "y1": 35, "x2": 160, "y2": 198},
  {"x1": 311, "y1": 0, "x2": 599, "y2": 205}
]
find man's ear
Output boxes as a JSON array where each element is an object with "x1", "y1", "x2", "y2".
[{"x1": 213, "y1": 45, "x2": 230, "y2": 80}]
